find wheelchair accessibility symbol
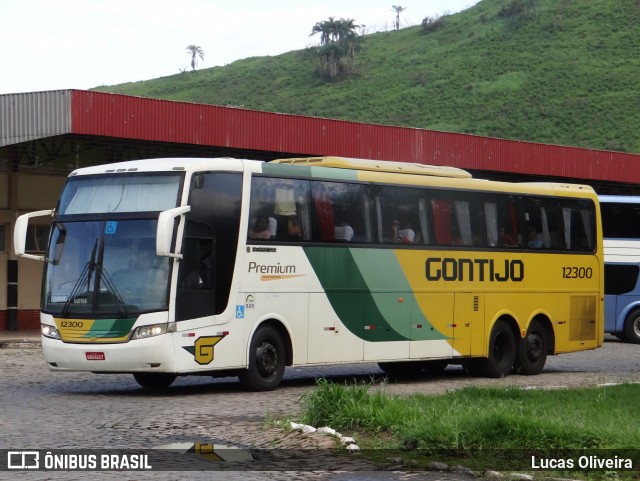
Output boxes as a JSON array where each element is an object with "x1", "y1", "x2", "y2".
[
  {"x1": 105, "y1": 221, "x2": 118, "y2": 235},
  {"x1": 236, "y1": 305, "x2": 244, "y2": 319}
]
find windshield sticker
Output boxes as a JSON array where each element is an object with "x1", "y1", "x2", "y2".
[{"x1": 105, "y1": 221, "x2": 118, "y2": 235}]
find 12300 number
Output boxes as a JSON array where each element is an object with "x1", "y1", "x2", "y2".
[{"x1": 562, "y1": 267, "x2": 592, "y2": 279}]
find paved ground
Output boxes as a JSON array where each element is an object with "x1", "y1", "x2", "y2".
[{"x1": 0, "y1": 332, "x2": 638, "y2": 480}]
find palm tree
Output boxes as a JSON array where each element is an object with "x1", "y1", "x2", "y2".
[
  {"x1": 310, "y1": 17, "x2": 360, "y2": 79},
  {"x1": 311, "y1": 19, "x2": 332, "y2": 46},
  {"x1": 392, "y1": 5, "x2": 406, "y2": 30},
  {"x1": 186, "y1": 45, "x2": 205, "y2": 71}
]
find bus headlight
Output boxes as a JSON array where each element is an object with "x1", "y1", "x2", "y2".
[
  {"x1": 132, "y1": 322, "x2": 176, "y2": 340},
  {"x1": 41, "y1": 324, "x2": 61, "y2": 340}
]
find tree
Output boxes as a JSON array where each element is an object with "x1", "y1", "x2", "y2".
[
  {"x1": 392, "y1": 5, "x2": 406, "y2": 30},
  {"x1": 186, "y1": 45, "x2": 205, "y2": 71},
  {"x1": 310, "y1": 17, "x2": 360, "y2": 80}
]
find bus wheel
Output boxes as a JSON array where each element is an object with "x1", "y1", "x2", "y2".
[
  {"x1": 133, "y1": 373, "x2": 176, "y2": 389},
  {"x1": 478, "y1": 320, "x2": 516, "y2": 378},
  {"x1": 239, "y1": 325, "x2": 285, "y2": 391},
  {"x1": 514, "y1": 320, "x2": 548, "y2": 375},
  {"x1": 623, "y1": 310, "x2": 640, "y2": 344}
]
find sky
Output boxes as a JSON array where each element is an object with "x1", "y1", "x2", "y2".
[{"x1": 1, "y1": 0, "x2": 480, "y2": 95}]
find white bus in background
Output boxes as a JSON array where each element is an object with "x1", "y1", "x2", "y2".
[{"x1": 599, "y1": 195, "x2": 640, "y2": 343}]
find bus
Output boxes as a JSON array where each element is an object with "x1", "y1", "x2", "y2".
[
  {"x1": 14, "y1": 156, "x2": 604, "y2": 391},
  {"x1": 599, "y1": 195, "x2": 640, "y2": 343}
]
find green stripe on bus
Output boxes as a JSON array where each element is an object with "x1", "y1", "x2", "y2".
[
  {"x1": 303, "y1": 247, "x2": 447, "y2": 342},
  {"x1": 82, "y1": 318, "x2": 136, "y2": 338}
]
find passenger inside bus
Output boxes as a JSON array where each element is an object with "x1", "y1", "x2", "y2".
[
  {"x1": 249, "y1": 216, "x2": 273, "y2": 240},
  {"x1": 287, "y1": 214, "x2": 303, "y2": 240},
  {"x1": 499, "y1": 227, "x2": 519, "y2": 247},
  {"x1": 386, "y1": 218, "x2": 415, "y2": 244},
  {"x1": 398, "y1": 220, "x2": 416, "y2": 244},
  {"x1": 527, "y1": 226, "x2": 544, "y2": 248}
]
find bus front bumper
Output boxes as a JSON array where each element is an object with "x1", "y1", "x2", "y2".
[{"x1": 41, "y1": 334, "x2": 178, "y2": 373}]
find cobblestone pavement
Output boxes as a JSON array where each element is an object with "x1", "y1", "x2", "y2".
[{"x1": 0, "y1": 336, "x2": 638, "y2": 480}]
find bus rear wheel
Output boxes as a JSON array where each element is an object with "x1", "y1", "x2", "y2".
[
  {"x1": 239, "y1": 325, "x2": 285, "y2": 391},
  {"x1": 477, "y1": 320, "x2": 516, "y2": 378},
  {"x1": 133, "y1": 372, "x2": 176, "y2": 389},
  {"x1": 514, "y1": 320, "x2": 548, "y2": 375},
  {"x1": 624, "y1": 310, "x2": 640, "y2": 344}
]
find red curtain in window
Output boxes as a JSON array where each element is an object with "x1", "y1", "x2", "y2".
[
  {"x1": 431, "y1": 199, "x2": 452, "y2": 245},
  {"x1": 314, "y1": 193, "x2": 334, "y2": 241},
  {"x1": 508, "y1": 202, "x2": 519, "y2": 240}
]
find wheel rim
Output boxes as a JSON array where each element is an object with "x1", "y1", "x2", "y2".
[
  {"x1": 256, "y1": 341, "x2": 278, "y2": 378},
  {"x1": 634, "y1": 317, "x2": 640, "y2": 338}
]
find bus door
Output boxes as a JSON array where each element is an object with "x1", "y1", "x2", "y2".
[{"x1": 453, "y1": 292, "x2": 484, "y2": 357}]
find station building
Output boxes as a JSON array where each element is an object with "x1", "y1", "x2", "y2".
[{"x1": 2, "y1": 89, "x2": 640, "y2": 330}]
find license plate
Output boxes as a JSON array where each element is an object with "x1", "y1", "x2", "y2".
[{"x1": 85, "y1": 352, "x2": 105, "y2": 361}]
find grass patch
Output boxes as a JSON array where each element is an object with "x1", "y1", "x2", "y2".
[{"x1": 299, "y1": 379, "x2": 640, "y2": 478}]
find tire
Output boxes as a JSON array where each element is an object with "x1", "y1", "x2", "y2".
[
  {"x1": 477, "y1": 320, "x2": 516, "y2": 378},
  {"x1": 623, "y1": 310, "x2": 640, "y2": 344},
  {"x1": 239, "y1": 325, "x2": 285, "y2": 391},
  {"x1": 133, "y1": 372, "x2": 176, "y2": 389},
  {"x1": 514, "y1": 319, "x2": 548, "y2": 375}
]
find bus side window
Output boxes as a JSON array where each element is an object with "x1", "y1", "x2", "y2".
[
  {"x1": 452, "y1": 197, "x2": 486, "y2": 247},
  {"x1": 377, "y1": 185, "x2": 421, "y2": 245},
  {"x1": 562, "y1": 203, "x2": 594, "y2": 251},
  {"x1": 249, "y1": 177, "x2": 311, "y2": 242},
  {"x1": 311, "y1": 180, "x2": 372, "y2": 243},
  {"x1": 525, "y1": 198, "x2": 575, "y2": 250}
]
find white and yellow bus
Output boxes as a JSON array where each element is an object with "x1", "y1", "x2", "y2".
[{"x1": 14, "y1": 156, "x2": 604, "y2": 391}]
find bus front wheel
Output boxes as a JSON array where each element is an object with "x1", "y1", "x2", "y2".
[
  {"x1": 239, "y1": 325, "x2": 285, "y2": 391},
  {"x1": 477, "y1": 320, "x2": 516, "y2": 378},
  {"x1": 133, "y1": 372, "x2": 176, "y2": 389},
  {"x1": 624, "y1": 310, "x2": 640, "y2": 344},
  {"x1": 514, "y1": 320, "x2": 548, "y2": 375}
]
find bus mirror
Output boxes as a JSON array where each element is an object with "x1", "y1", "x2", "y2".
[
  {"x1": 157, "y1": 205, "x2": 191, "y2": 258},
  {"x1": 14, "y1": 209, "x2": 54, "y2": 261}
]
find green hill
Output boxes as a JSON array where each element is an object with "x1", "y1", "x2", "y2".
[{"x1": 94, "y1": 0, "x2": 640, "y2": 153}]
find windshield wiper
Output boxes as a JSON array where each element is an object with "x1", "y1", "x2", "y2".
[{"x1": 61, "y1": 239, "x2": 98, "y2": 316}]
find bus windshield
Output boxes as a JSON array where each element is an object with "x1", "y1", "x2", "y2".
[
  {"x1": 58, "y1": 174, "x2": 181, "y2": 215},
  {"x1": 43, "y1": 219, "x2": 171, "y2": 317}
]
